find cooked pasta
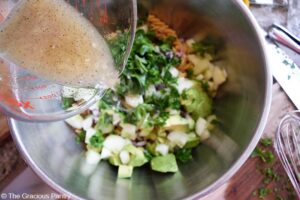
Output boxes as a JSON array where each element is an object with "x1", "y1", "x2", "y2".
[{"x1": 147, "y1": 14, "x2": 192, "y2": 71}]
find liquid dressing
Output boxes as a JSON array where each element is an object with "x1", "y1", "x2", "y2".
[{"x1": 0, "y1": 0, "x2": 119, "y2": 88}]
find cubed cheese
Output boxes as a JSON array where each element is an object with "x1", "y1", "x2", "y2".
[
  {"x1": 112, "y1": 112, "x2": 122, "y2": 125},
  {"x1": 196, "y1": 117, "x2": 207, "y2": 137},
  {"x1": 103, "y1": 135, "x2": 127, "y2": 154},
  {"x1": 167, "y1": 131, "x2": 189, "y2": 148},
  {"x1": 65, "y1": 115, "x2": 84, "y2": 129},
  {"x1": 86, "y1": 150, "x2": 101, "y2": 165},
  {"x1": 85, "y1": 128, "x2": 96, "y2": 144},
  {"x1": 155, "y1": 144, "x2": 169, "y2": 156},
  {"x1": 187, "y1": 54, "x2": 213, "y2": 75},
  {"x1": 213, "y1": 67, "x2": 227, "y2": 86},
  {"x1": 119, "y1": 150, "x2": 130, "y2": 165},
  {"x1": 169, "y1": 67, "x2": 179, "y2": 77},
  {"x1": 82, "y1": 116, "x2": 93, "y2": 131},
  {"x1": 177, "y1": 77, "x2": 194, "y2": 94},
  {"x1": 100, "y1": 147, "x2": 112, "y2": 159},
  {"x1": 121, "y1": 123, "x2": 137, "y2": 140},
  {"x1": 125, "y1": 94, "x2": 144, "y2": 108}
]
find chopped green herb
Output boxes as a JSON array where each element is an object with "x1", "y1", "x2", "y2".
[
  {"x1": 175, "y1": 148, "x2": 192, "y2": 163},
  {"x1": 62, "y1": 97, "x2": 74, "y2": 109},
  {"x1": 89, "y1": 131, "x2": 104, "y2": 149},
  {"x1": 75, "y1": 130, "x2": 86, "y2": 144},
  {"x1": 251, "y1": 147, "x2": 275, "y2": 164},
  {"x1": 258, "y1": 187, "x2": 271, "y2": 199},
  {"x1": 260, "y1": 138, "x2": 272, "y2": 147},
  {"x1": 153, "y1": 112, "x2": 169, "y2": 126},
  {"x1": 144, "y1": 149, "x2": 154, "y2": 161},
  {"x1": 108, "y1": 32, "x2": 129, "y2": 69},
  {"x1": 275, "y1": 195, "x2": 284, "y2": 200}
]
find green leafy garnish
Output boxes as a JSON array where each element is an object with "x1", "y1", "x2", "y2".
[
  {"x1": 260, "y1": 138, "x2": 272, "y2": 147},
  {"x1": 75, "y1": 130, "x2": 86, "y2": 144},
  {"x1": 62, "y1": 97, "x2": 74, "y2": 109},
  {"x1": 108, "y1": 32, "x2": 129, "y2": 69},
  {"x1": 89, "y1": 131, "x2": 104, "y2": 149},
  {"x1": 116, "y1": 29, "x2": 180, "y2": 96},
  {"x1": 251, "y1": 147, "x2": 275, "y2": 164},
  {"x1": 175, "y1": 148, "x2": 193, "y2": 163},
  {"x1": 258, "y1": 188, "x2": 272, "y2": 199}
]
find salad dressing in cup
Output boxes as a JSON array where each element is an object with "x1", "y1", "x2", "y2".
[{"x1": 0, "y1": 0, "x2": 137, "y2": 122}]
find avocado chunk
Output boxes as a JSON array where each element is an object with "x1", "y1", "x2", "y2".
[
  {"x1": 118, "y1": 165, "x2": 134, "y2": 178},
  {"x1": 184, "y1": 133, "x2": 200, "y2": 149},
  {"x1": 151, "y1": 154, "x2": 178, "y2": 173},
  {"x1": 108, "y1": 155, "x2": 122, "y2": 166},
  {"x1": 181, "y1": 87, "x2": 212, "y2": 119},
  {"x1": 123, "y1": 144, "x2": 148, "y2": 167},
  {"x1": 164, "y1": 115, "x2": 189, "y2": 132}
]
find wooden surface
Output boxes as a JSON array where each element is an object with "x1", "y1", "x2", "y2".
[
  {"x1": 0, "y1": 114, "x2": 9, "y2": 143},
  {"x1": 203, "y1": 83, "x2": 296, "y2": 200},
  {"x1": 0, "y1": 114, "x2": 27, "y2": 191}
]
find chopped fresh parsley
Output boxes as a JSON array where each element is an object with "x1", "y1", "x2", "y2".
[
  {"x1": 89, "y1": 131, "x2": 104, "y2": 149},
  {"x1": 108, "y1": 32, "x2": 129, "y2": 70},
  {"x1": 75, "y1": 130, "x2": 86, "y2": 144},
  {"x1": 62, "y1": 97, "x2": 74, "y2": 109},
  {"x1": 251, "y1": 147, "x2": 275, "y2": 164},
  {"x1": 175, "y1": 148, "x2": 193, "y2": 163},
  {"x1": 258, "y1": 187, "x2": 272, "y2": 199},
  {"x1": 260, "y1": 138, "x2": 272, "y2": 147},
  {"x1": 116, "y1": 29, "x2": 180, "y2": 96},
  {"x1": 144, "y1": 149, "x2": 154, "y2": 161}
]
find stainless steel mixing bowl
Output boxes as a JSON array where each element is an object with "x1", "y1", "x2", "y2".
[{"x1": 8, "y1": 0, "x2": 272, "y2": 199}]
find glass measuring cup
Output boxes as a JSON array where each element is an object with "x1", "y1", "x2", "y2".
[{"x1": 0, "y1": 0, "x2": 137, "y2": 122}]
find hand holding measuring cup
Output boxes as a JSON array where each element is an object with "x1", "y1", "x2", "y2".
[{"x1": 0, "y1": 0, "x2": 137, "y2": 122}]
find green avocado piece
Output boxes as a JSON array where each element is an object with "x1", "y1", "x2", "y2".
[
  {"x1": 151, "y1": 154, "x2": 178, "y2": 173},
  {"x1": 146, "y1": 143, "x2": 157, "y2": 156},
  {"x1": 108, "y1": 155, "x2": 122, "y2": 166},
  {"x1": 164, "y1": 115, "x2": 189, "y2": 132},
  {"x1": 123, "y1": 144, "x2": 148, "y2": 167},
  {"x1": 118, "y1": 165, "x2": 134, "y2": 179},
  {"x1": 182, "y1": 87, "x2": 212, "y2": 119},
  {"x1": 184, "y1": 133, "x2": 200, "y2": 149}
]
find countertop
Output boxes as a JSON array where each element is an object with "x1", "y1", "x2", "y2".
[{"x1": 0, "y1": 1, "x2": 300, "y2": 199}]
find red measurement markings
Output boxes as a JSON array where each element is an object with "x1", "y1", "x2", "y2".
[
  {"x1": 39, "y1": 92, "x2": 59, "y2": 100},
  {"x1": 0, "y1": 96, "x2": 35, "y2": 110},
  {"x1": 28, "y1": 91, "x2": 61, "y2": 100},
  {"x1": 29, "y1": 84, "x2": 47, "y2": 91},
  {"x1": 0, "y1": 105, "x2": 33, "y2": 119}
]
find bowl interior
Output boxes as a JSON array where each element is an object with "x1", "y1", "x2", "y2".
[{"x1": 9, "y1": 0, "x2": 270, "y2": 199}]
